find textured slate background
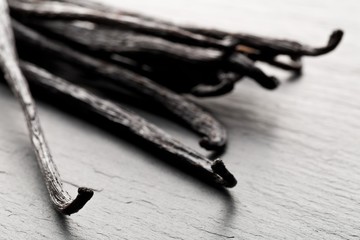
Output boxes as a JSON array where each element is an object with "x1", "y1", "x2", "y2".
[{"x1": 1, "y1": 0, "x2": 359, "y2": 239}]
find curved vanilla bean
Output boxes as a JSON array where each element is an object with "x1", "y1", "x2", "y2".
[
  {"x1": 186, "y1": 27, "x2": 344, "y2": 58},
  {"x1": 13, "y1": 20, "x2": 228, "y2": 151},
  {"x1": 21, "y1": 61, "x2": 237, "y2": 188},
  {"x1": 233, "y1": 30, "x2": 344, "y2": 58},
  {"x1": 9, "y1": 0, "x2": 232, "y2": 49},
  {"x1": 0, "y1": 0, "x2": 93, "y2": 215}
]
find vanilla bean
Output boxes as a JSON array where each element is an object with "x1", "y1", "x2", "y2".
[
  {"x1": 186, "y1": 27, "x2": 344, "y2": 58},
  {"x1": 0, "y1": 0, "x2": 93, "y2": 215},
  {"x1": 182, "y1": 28, "x2": 343, "y2": 74},
  {"x1": 9, "y1": 0, "x2": 232, "y2": 49},
  {"x1": 185, "y1": 27, "x2": 343, "y2": 73},
  {"x1": 13, "y1": 20, "x2": 228, "y2": 151},
  {"x1": 20, "y1": 61, "x2": 237, "y2": 188}
]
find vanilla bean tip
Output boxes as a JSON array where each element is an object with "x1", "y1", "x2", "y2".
[
  {"x1": 61, "y1": 187, "x2": 94, "y2": 215},
  {"x1": 328, "y1": 29, "x2": 344, "y2": 48},
  {"x1": 303, "y1": 29, "x2": 344, "y2": 56},
  {"x1": 260, "y1": 76, "x2": 280, "y2": 90},
  {"x1": 211, "y1": 159, "x2": 237, "y2": 188},
  {"x1": 314, "y1": 29, "x2": 344, "y2": 56},
  {"x1": 199, "y1": 137, "x2": 227, "y2": 151}
]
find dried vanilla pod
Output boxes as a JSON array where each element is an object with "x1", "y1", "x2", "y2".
[{"x1": 0, "y1": 0, "x2": 93, "y2": 215}]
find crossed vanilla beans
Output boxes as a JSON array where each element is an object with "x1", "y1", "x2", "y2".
[{"x1": 0, "y1": 0, "x2": 343, "y2": 215}]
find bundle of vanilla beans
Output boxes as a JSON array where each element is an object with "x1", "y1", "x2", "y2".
[{"x1": 0, "y1": 0, "x2": 343, "y2": 215}]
